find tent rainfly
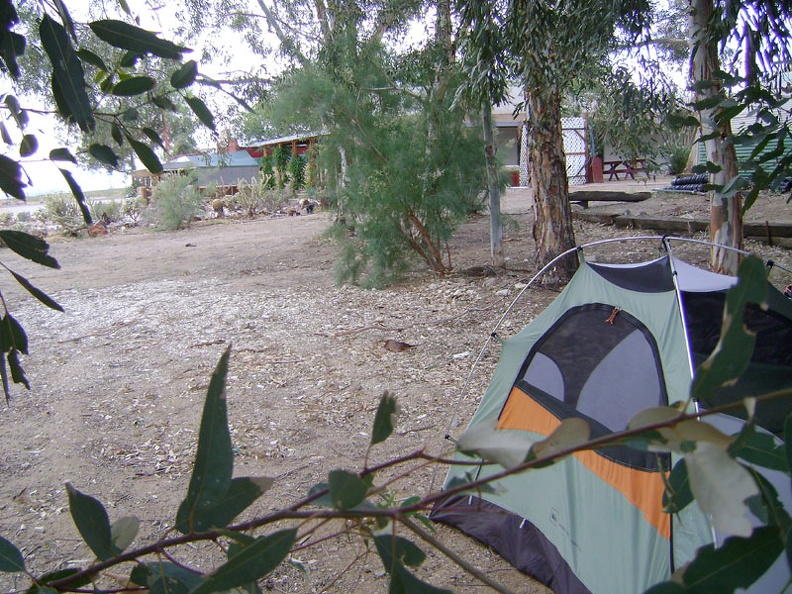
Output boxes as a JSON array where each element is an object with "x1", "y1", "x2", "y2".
[{"x1": 431, "y1": 238, "x2": 792, "y2": 594}]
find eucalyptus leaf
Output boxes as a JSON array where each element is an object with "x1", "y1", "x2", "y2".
[
  {"x1": 7, "y1": 349, "x2": 28, "y2": 390},
  {"x1": 191, "y1": 529, "x2": 297, "y2": 594},
  {"x1": 531, "y1": 417, "x2": 590, "y2": 460},
  {"x1": 37, "y1": 567, "x2": 91, "y2": 588},
  {"x1": 111, "y1": 124, "x2": 124, "y2": 147},
  {"x1": 0, "y1": 230, "x2": 59, "y2": 268},
  {"x1": 110, "y1": 516, "x2": 139, "y2": 552},
  {"x1": 128, "y1": 138, "x2": 163, "y2": 174},
  {"x1": 99, "y1": 74, "x2": 114, "y2": 93},
  {"x1": 692, "y1": 257, "x2": 767, "y2": 402},
  {"x1": 112, "y1": 76, "x2": 156, "y2": 97},
  {"x1": 445, "y1": 473, "x2": 498, "y2": 495},
  {"x1": 75, "y1": 48, "x2": 107, "y2": 72},
  {"x1": 57, "y1": 168, "x2": 92, "y2": 225},
  {"x1": 0, "y1": 154, "x2": 26, "y2": 200},
  {"x1": 0, "y1": 2, "x2": 24, "y2": 80},
  {"x1": 327, "y1": 469, "x2": 368, "y2": 510},
  {"x1": 65, "y1": 482, "x2": 117, "y2": 561},
  {"x1": 458, "y1": 419, "x2": 535, "y2": 469},
  {"x1": 374, "y1": 534, "x2": 426, "y2": 572},
  {"x1": 685, "y1": 442, "x2": 759, "y2": 538},
  {"x1": 662, "y1": 458, "x2": 694, "y2": 513},
  {"x1": 49, "y1": 148, "x2": 77, "y2": 164},
  {"x1": 680, "y1": 527, "x2": 782, "y2": 591},
  {"x1": 152, "y1": 95, "x2": 179, "y2": 112},
  {"x1": 0, "y1": 313, "x2": 28, "y2": 354},
  {"x1": 306, "y1": 482, "x2": 333, "y2": 508},
  {"x1": 4, "y1": 94, "x2": 28, "y2": 128},
  {"x1": 89, "y1": 20, "x2": 190, "y2": 60},
  {"x1": 19, "y1": 134, "x2": 37, "y2": 157},
  {"x1": 371, "y1": 391, "x2": 398, "y2": 446},
  {"x1": 0, "y1": 349, "x2": 9, "y2": 402},
  {"x1": 52, "y1": 0, "x2": 77, "y2": 41},
  {"x1": 747, "y1": 470, "x2": 791, "y2": 529},
  {"x1": 132, "y1": 561, "x2": 202, "y2": 592},
  {"x1": 176, "y1": 346, "x2": 233, "y2": 534},
  {"x1": 176, "y1": 476, "x2": 273, "y2": 533},
  {"x1": 141, "y1": 127, "x2": 165, "y2": 148},
  {"x1": 122, "y1": 107, "x2": 139, "y2": 122},
  {"x1": 171, "y1": 60, "x2": 198, "y2": 89},
  {"x1": 89, "y1": 144, "x2": 121, "y2": 169},
  {"x1": 119, "y1": 50, "x2": 140, "y2": 68},
  {"x1": 0, "y1": 535, "x2": 25, "y2": 573},
  {"x1": 730, "y1": 429, "x2": 788, "y2": 472},
  {"x1": 185, "y1": 96, "x2": 215, "y2": 131},
  {"x1": 39, "y1": 15, "x2": 94, "y2": 133},
  {"x1": 0, "y1": 122, "x2": 11, "y2": 145}
]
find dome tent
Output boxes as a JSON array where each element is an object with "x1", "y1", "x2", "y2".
[{"x1": 431, "y1": 237, "x2": 792, "y2": 594}]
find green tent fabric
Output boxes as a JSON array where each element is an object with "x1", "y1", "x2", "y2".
[{"x1": 432, "y1": 247, "x2": 792, "y2": 594}]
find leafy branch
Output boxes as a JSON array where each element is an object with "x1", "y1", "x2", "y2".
[{"x1": 1, "y1": 2, "x2": 216, "y2": 206}]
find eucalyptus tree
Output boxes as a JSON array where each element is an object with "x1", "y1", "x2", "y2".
[
  {"x1": 688, "y1": 0, "x2": 792, "y2": 275},
  {"x1": 1, "y1": 0, "x2": 219, "y2": 204},
  {"x1": 12, "y1": 3, "x2": 203, "y2": 171},
  {"x1": 458, "y1": 0, "x2": 652, "y2": 281}
]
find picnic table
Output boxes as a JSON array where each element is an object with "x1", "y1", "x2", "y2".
[{"x1": 603, "y1": 159, "x2": 649, "y2": 181}]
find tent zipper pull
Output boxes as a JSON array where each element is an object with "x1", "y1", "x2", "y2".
[{"x1": 605, "y1": 307, "x2": 621, "y2": 324}]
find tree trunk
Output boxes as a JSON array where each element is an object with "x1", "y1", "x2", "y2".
[
  {"x1": 689, "y1": 0, "x2": 743, "y2": 274},
  {"x1": 527, "y1": 86, "x2": 577, "y2": 281},
  {"x1": 519, "y1": 120, "x2": 529, "y2": 187},
  {"x1": 482, "y1": 103, "x2": 504, "y2": 267}
]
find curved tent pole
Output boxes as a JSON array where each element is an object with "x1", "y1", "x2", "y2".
[
  {"x1": 438, "y1": 234, "x2": 791, "y2": 455},
  {"x1": 662, "y1": 237, "x2": 700, "y2": 407},
  {"x1": 439, "y1": 244, "x2": 582, "y2": 442},
  {"x1": 432, "y1": 243, "x2": 587, "y2": 489}
]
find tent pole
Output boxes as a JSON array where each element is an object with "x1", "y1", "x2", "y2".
[{"x1": 663, "y1": 237, "x2": 700, "y2": 391}]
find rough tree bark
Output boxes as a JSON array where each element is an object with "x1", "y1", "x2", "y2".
[
  {"x1": 482, "y1": 103, "x2": 505, "y2": 267},
  {"x1": 527, "y1": 87, "x2": 577, "y2": 280},
  {"x1": 689, "y1": 0, "x2": 743, "y2": 274}
]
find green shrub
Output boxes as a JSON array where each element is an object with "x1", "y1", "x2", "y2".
[
  {"x1": 260, "y1": 155, "x2": 277, "y2": 189},
  {"x1": 42, "y1": 193, "x2": 84, "y2": 234},
  {"x1": 146, "y1": 174, "x2": 203, "y2": 230},
  {"x1": 289, "y1": 154, "x2": 306, "y2": 193},
  {"x1": 123, "y1": 196, "x2": 146, "y2": 225},
  {"x1": 89, "y1": 198, "x2": 123, "y2": 223},
  {"x1": 0, "y1": 212, "x2": 15, "y2": 228},
  {"x1": 231, "y1": 176, "x2": 285, "y2": 217},
  {"x1": 273, "y1": 145, "x2": 291, "y2": 190},
  {"x1": 663, "y1": 143, "x2": 691, "y2": 175}
]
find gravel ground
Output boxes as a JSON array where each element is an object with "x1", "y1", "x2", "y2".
[{"x1": 0, "y1": 182, "x2": 790, "y2": 593}]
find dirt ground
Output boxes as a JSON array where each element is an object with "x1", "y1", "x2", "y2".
[{"x1": 1, "y1": 178, "x2": 791, "y2": 594}]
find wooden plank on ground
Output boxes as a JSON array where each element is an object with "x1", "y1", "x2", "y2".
[
  {"x1": 569, "y1": 191, "x2": 652, "y2": 202},
  {"x1": 569, "y1": 191, "x2": 652, "y2": 208},
  {"x1": 574, "y1": 211, "x2": 792, "y2": 241}
]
